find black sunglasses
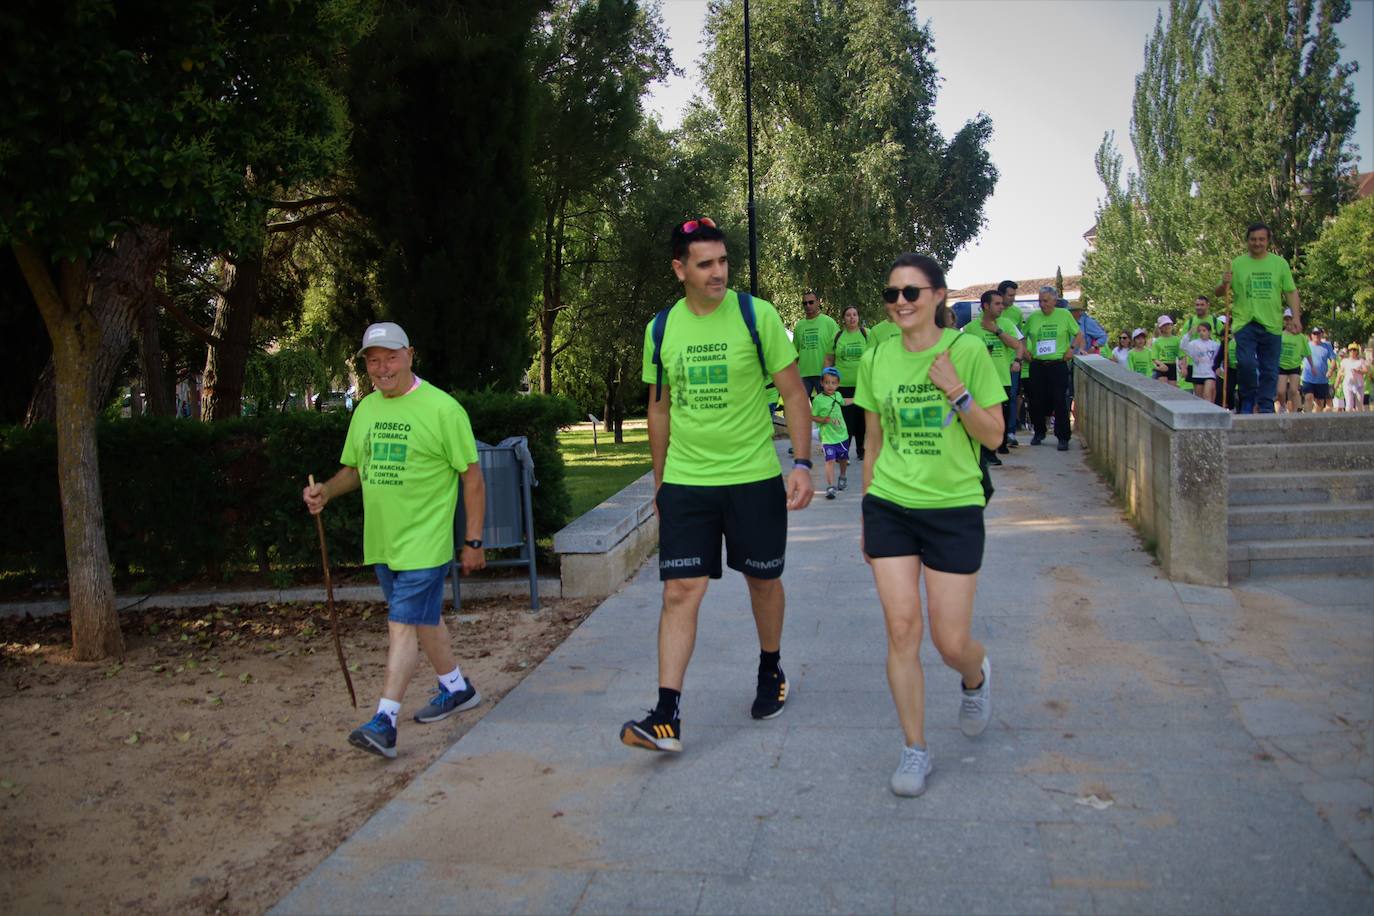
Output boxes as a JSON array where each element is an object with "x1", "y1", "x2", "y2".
[{"x1": 882, "y1": 285, "x2": 934, "y2": 304}]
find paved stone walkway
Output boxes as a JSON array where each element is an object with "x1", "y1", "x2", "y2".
[{"x1": 274, "y1": 439, "x2": 1373, "y2": 915}]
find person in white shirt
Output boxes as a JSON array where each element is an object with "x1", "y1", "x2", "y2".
[
  {"x1": 1111, "y1": 331, "x2": 1131, "y2": 366},
  {"x1": 1179, "y1": 321, "x2": 1221, "y2": 403}
]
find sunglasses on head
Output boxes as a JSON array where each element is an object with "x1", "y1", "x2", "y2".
[
  {"x1": 881, "y1": 285, "x2": 934, "y2": 304},
  {"x1": 680, "y1": 217, "x2": 716, "y2": 235}
]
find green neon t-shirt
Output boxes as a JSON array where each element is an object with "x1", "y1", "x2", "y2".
[
  {"x1": 867, "y1": 320, "x2": 901, "y2": 350},
  {"x1": 1231, "y1": 253, "x2": 1296, "y2": 335},
  {"x1": 1227, "y1": 336, "x2": 1237, "y2": 368},
  {"x1": 832, "y1": 328, "x2": 868, "y2": 387},
  {"x1": 855, "y1": 330, "x2": 1007, "y2": 510},
  {"x1": 340, "y1": 381, "x2": 479, "y2": 570},
  {"x1": 1024, "y1": 308, "x2": 1079, "y2": 362},
  {"x1": 1126, "y1": 349, "x2": 1153, "y2": 376},
  {"x1": 1279, "y1": 332, "x2": 1311, "y2": 370},
  {"x1": 1178, "y1": 314, "x2": 1218, "y2": 339},
  {"x1": 641, "y1": 290, "x2": 795, "y2": 486},
  {"x1": 964, "y1": 316, "x2": 1021, "y2": 388},
  {"x1": 811, "y1": 390, "x2": 848, "y2": 444},
  {"x1": 793, "y1": 314, "x2": 840, "y2": 378},
  {"x1": 1151, "y1": 335, "x2": 1180, "y2": 365}
]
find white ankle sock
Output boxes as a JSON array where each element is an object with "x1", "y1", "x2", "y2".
[
  {"x1": 439, "y1": 666, "x2": 467, "y2": 693},
  {"x1": 376, "y1": 698, "x2": 401, "y2": 727}
]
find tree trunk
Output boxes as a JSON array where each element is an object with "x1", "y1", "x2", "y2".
[
  {"x1": 202, "y1": 254, "x2": 263, "y2": 421},
  {"x1": 138, "y1": 293, "x2": 173, "y2": 417},
  {"x1": 12, "y1": 242, "x2": 124, "y2": 660},
  {"x1": 24, "y1": 226, "x2": 171, "y2": 425}
]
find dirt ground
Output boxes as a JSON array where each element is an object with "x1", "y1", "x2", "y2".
[{"x1": 0, "y1": 595, "x2": 597, "y2": 914}]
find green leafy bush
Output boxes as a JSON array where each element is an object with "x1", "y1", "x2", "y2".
[{"x1": 0, "y1": 391, "x2": 579, "y2": 586}]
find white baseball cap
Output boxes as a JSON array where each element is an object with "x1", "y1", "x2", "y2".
[
  {"x1": 1283, "y1": 308, "x2": 1293, "y2": 317},
  {"x1": 357, "y1": 322, "x2": 410, "y2": 356},
  {"x1": 1131, "y1": 328, "x2": 1148, "y2": 339},
  {"x1": 1156, "y1": 315, "x2": 1174, "y2": 327}
]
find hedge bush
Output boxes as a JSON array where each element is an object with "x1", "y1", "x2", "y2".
[{"x1": 0, "y1": 391, "x2": 580, "y2": 586}]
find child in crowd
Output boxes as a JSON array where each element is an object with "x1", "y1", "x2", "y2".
[
  {"x1": 811, "y1": 366, "x2": 849, "y2": 498},
  {"x1": 1338, "y1": 344, "x2": 1369, "y2": 412},
  {"x1": 1151, "y1": 315, "x2": 1179, "y2": 385},
  {"x1": 1276, "y1": 310, "x2": 1310, "y2": 413},
  {"x1": 1179, "y1": 321, "x2": 1220, "y2": 403},
  {"x1": 1127, "y1": 329, "x2": 1153, "y2": 376}
]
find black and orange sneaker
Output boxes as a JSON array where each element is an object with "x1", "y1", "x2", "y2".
[
  {"x1": 751, "y1": 667, "x2": 788, "y2": 720},
  {"x1": 620, "y1": 710, "x2": 682, "y2": 753}
]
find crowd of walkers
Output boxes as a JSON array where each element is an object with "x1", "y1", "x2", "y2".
[{"x1": 300, "y1": 214, "x2": 1368, "y2": 806}]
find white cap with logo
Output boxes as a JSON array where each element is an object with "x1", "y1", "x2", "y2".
[{"x1": 357, "y1": 322, "x2": 410, "y2": 356}]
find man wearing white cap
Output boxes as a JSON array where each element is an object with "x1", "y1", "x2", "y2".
[
  {"x1": 1150, "y1": 315, "x2": 1180, "y2": 386},
  {"x1": 302, "y1": 322, "x2": 489, "y2": 758}
]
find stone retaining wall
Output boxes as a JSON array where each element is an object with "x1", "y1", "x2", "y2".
[
  {"x1": 1074, "y1": 355, "x2": 1231, "y2": 586},
  {"x1": 553, "y1": 471, "x2": 658, "y2": 599}
]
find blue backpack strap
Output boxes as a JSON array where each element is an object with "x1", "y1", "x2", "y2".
[
  {"x1": 650, "y1": 307, "x2": 672, "y2": 401},
  {"x1": 737, "y1": 291, "x2": 768, "y2": 382}
]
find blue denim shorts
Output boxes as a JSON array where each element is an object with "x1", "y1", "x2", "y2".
[{"x1": 375, "y1": 562, "x2": 451, "y2": 626}]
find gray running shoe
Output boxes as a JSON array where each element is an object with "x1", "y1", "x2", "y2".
[
  {"x1": 891, "y1": 744, "x2": 933, "y2": 797},
  {"x1": 837, "y1": 475, "x2": 847, "y2": 491},
  {"x1": 414, "y1": 680, "x2": 481, "y2": 723},
  {"x1": 959, "y1": 657, "x2": 991, "y2": 737},
  {"x1": 825, "y1": 486, "x2": 836, "y2": 500}
]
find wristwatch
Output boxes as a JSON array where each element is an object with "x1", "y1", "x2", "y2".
[
  {"x1": 464, "y1": 539, "x2": 483, "y2": 549},
  {"x1": 950, "y1": 390, "x2": 974, "y2": 413}
]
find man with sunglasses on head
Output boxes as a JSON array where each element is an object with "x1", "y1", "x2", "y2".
[
  {"x1": 793, "y1": 291, "x2": 839, "y2": 397},
  {"x1": 1023, "y1": 285, "x2": 1084, "y2": 451},
  {"x1": 620, "y1": 217, "x2": 815, "y2": 755}
]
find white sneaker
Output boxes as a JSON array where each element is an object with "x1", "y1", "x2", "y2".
[
  {"x1": 891, "y1": 743, "x2": 932, "y2": 797},
  {"x1": 959, "y1": 657, "x2": 992, "y2": 737}
]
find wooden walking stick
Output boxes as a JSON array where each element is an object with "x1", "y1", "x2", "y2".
[
  {"x1": 1221, "y1": 284, "x2": 1233, "y2": 409},
  {"x1": 309, "y1": 475, "x2": 357, "y2": 707}
]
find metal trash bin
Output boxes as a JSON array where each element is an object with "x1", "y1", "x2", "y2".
[{"x1": 450, "y1": 438, "x2": 540, "y2": 611}]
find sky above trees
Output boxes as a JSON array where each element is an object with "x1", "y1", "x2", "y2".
[{"x1": 647, "y1": 0, "x2": 1374, "y2": 288}]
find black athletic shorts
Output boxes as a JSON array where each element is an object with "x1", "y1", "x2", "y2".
[
  {"x1": 657, "y1": 476, "x2": 787, "y2": 580},
  {"x1": 1301, "y1": 381, "x2": 1331, "y2": 399},
  {"x1": 861, "y1": 494, "x2": 984, "y2": 575},
  {"x1": 1153, "y1": 365, "x2": 1178, "y2": 382},
  {"x1": 1279, "y1": 366, "x2": 1301, "y2": 376}
]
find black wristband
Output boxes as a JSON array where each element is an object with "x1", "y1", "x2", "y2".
[{"x1": 792, "y1": 458, "x2": 813, "y2": 469}]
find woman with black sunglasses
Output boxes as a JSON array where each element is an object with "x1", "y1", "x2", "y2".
[{"x1": 854, "y1": 253, "x2": 1006, "y2": 797}]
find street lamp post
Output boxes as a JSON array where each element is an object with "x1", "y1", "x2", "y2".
[{"x1": 743, "y1": 0, "x2": 759, "y2": 296}]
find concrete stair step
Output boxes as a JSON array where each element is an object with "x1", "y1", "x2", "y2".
[
  {"x1": 1227, "y1": 441, "x2": 1374, "y2": 473},
  {"x1": 1228, "y1": 535, "x2": 1374, "y2": 580},
  {"x1": 1228, "y1": 470, "x2": 1374, "y2": 506},
  {"x1": 1229, "y1": 412, "x2": 1374, "y2": 445},
  {"x1": 1227, "y1": 501, "x2": 1374, "y2": 540}
]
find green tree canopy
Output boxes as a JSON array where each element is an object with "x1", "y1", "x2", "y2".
[{"x1": 701, "y1": 0, "x2": 997, "y2": 321}]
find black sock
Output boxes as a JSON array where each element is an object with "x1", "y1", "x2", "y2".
[
  {"x1": 655, "y1": 687, "x2": 681, "y2": 720},
  {"x1": 759, "y1": 650, "x2": 781, "y2": 675}
]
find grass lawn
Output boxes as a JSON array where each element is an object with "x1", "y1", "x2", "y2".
[{"x1": 558, "y1": 422, "x2": 652, "y2": 520}]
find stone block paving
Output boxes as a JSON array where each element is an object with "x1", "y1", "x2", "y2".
[{"x1": 274, "y1": 439, "x2": 1373, "y2": 915}]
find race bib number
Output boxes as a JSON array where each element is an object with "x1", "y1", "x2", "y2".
[{"x1": 1036, "y1": 338, "x2": 1056, "y2": 357}]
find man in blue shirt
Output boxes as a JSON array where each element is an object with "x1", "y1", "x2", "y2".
[
  {"x1": 1069, "y1": 302, "x2": 1107, "y2": 354},
  {"x1": 1301, "y1": 326, "x2": 1337, "y2": 411}
]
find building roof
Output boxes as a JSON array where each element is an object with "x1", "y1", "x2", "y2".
[
  {"x1": 947, "y1": 274, "x2": 1082, "y2": 301},
  {"x1": 1353, "y1": 171, "x2": 1374, "y2": 201}
]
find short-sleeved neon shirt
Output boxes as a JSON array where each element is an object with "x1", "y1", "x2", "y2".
[
  {"x1": 1126, "y1": 348, "x2": 1153, "y2": 376},
  {"x1": 641, "y1": 290, "x2": 795, "y2": 486},
  {"x1": 1024, "y1": 308, "x2": 1079, "y2": 362},
  {"x1": 340, "y1": 381, "x2": 479, "y2": 570},
  {"x1": 1231, "y1": 253, "x2": 1296, "y2": 335},
  {"x1": 1279, "y1": 332, "x2": 1311, "y2": 371},
  {"x1": 793, "y1": 313, "x2": 840, "y2": 378},
  {"x1": 832, "y1": 328, "x2": 868, "y2": 387},
  {"x1": 964, "y1": 316, "x2": 1021, "y2": 388},
  {"x1": 855, "y1": 330, "x2": 1006, "y2": 510},
  {"x1": 1151, "y1": 334, "x2": 1181, "y2": 365},
  {"x1": 866, "y1": 320, "x2": 901, "y2": 350},
  {"x1": 811, "y1": 390, "x2": 848, "y2": 445}
]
